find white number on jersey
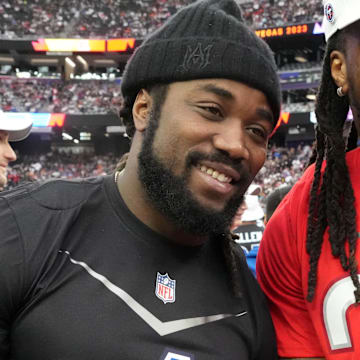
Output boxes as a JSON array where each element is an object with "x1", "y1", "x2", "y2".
[{"x1": 323, "y1": 275, "x2": 360, "y2": 350}]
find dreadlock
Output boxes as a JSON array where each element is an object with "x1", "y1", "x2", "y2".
[
  {"x1": 306, "y1": 28, "x2": 360, "y2": 303},
  {"x1": 115, "y1": 84, "x2": 244, "y2": 298},
  {"x1": 222, "y1": 232, "x2": 244, "y2": 297}
]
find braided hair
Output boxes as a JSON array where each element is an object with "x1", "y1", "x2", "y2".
[
  {"x1": 306, "y1": 28, "x2": 360, "y2": 302},
  {"x1": 116, "y1": 84, "x2": 244, "y2": 298}
]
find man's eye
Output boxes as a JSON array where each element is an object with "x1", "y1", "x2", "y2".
[
  {"x1": 248, "y1": 127, "x2": 267, "y2": 140},
  {"x1": 201, "y1": 106, "x2": 223, "y2": 117}
]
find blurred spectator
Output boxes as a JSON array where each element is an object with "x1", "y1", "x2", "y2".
[
  {"x1": 231, "y1": 201, "x2": 248, "y2": 231},
  {"x1": 233, "y1": 195, "x2": 265, "y2": 253},
  {"x1": 232, "y1": 194, "x2": 265, "y2": 277},
  {"x1": 0, "y1": 0, "x2": 323, "y2": 39},
  {"x1": 264, "y1": 184, "x2": 293, "y2": 223},
  {"x1": 234, "y1": 184, "x2": 293, "y2": 277}
]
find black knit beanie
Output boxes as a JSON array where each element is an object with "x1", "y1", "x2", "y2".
[{"x1": 121, "y1": 0, "x2": 281, "y2": 126}]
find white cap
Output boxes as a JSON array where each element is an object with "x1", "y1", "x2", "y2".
[
  {"x1": 323, "y1": 0, "x2": 360, "y2": 42},
  {"x1": 241, "y1": 195, "x2": 264, "y2": 222},
  {"x1": 246, "y1": 183, "x2": 261, "y2": 196},
  {"x1": 0, "y1": 116, "x2": 33, "y2": 142}
]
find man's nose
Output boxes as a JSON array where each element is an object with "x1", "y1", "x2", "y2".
[
  {"x1": 3, "y1": 142, "x2": 17, "y2": 163},
  {"x1": 212, "y1": 126, "x2": 250, "y2": 160}
]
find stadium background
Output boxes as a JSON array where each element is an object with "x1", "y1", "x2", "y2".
[{"x1": 1, "y1": 0, "x2": 329, "y2": 198}]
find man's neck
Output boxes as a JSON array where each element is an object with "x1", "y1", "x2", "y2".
[{"x1": 116, "y1": 166, "x2": 208, "y2": 247}]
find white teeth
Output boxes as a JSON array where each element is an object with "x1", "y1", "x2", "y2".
[{"x1": 198, "y1": 165, "x2": 232, "y2": 183}]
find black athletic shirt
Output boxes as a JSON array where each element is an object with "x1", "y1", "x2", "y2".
[{"x1": 0, "y1": 175, "x2": 277, "y2": 360}]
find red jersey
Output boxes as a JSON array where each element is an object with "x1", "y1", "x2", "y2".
[{"x1": 257, "y1": 147, "x2": 360, "y2": 359}]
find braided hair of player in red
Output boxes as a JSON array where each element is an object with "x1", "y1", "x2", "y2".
[{"x1": 306, "y1": 27, "x2": 360, "y2": 303}]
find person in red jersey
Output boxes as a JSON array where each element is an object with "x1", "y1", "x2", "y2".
[
  {"x1": 0, "y1": 117, "x2": 32, "y2": 191},
  {"x1": 257, "y1": 0, "x2": 360, "y2": 359}
]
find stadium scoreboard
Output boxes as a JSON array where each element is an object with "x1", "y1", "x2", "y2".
[
  {"x1": 0, "y1": 21, "x2": 324, "y2": 55},
  {"x1": 31, "y1": 38, "x2": 137, "y2": 53},
  {"x1": 255, "y1": 22, "x2": 324, "y2": 39}
]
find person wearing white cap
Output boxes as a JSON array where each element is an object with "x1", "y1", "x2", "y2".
[
  {"x1": 257, "y1": 1, "x2": 360, "y2": 359},
  {"x1": 0, "y1": 118, "x2": 32, "y2": 191}
]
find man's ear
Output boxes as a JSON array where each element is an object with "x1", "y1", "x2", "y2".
[
  {"x1": 132, "y1": 89, "x2": 152, "y2": 132},
  {"x1": 330, "y1": 50, "x2": 349, "y2": 94}
]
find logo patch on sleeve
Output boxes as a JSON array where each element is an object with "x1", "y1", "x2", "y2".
[
  {"x1": 160, "y1": 348, "x2": 194, "y2": 360},
  {"x1": 155, "y1": 272, "x2": 176, "y2": 304}
]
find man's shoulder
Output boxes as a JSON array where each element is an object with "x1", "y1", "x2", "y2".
[{"x1": 0, "y1": 176, "x2": 106, "y2": 211}]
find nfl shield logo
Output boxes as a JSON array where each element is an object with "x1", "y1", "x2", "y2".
[
  {"x1": 324, "y1": 3, "x2": 334, "y2": 23},
  {"x1": 155, "y1": 272, "x2": 176, "y2": 304}
]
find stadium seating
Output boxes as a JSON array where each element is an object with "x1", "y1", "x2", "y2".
[
  {"x1": 0, "y1": 77, "x2": 122, "y2": 114},
  {"x1": 0, "y1": 0, "x2": 323, "y2": 38}
]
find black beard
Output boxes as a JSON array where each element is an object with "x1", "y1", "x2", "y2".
[{"x1": 137, "y1": 109, "x2": 250, "y2": 236}]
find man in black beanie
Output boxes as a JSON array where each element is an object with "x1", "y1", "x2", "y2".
[{"x1": 0, "y1": 0, "x2": 280, "y2": 359}]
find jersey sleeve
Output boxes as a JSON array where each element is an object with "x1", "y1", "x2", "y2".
[
  {"x1": 0, "y1": 197, "x2": 26, "y2": 358},
  {"x1": 256, "y1": 186, "x2": 324, "y2": 358}
]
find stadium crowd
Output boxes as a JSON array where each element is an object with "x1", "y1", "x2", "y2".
[
  {"x1": 6, "y1": 145, "x2": 312, "y2": 199},
  {"x1": 1, "y1": 76, "x2": 315, "y2": 114},
  {"x1": 241, "y1": 0, "x2": 322, "y2": 29},
  {"x1": 6, "y1": 151, "x2": 118, "y2": 189},
  {"x1": 0, "y1": 77, "x2": 123, "y2": 114},
  {"x1": 254, "y1": 143, "x2": 312, "y2": 201},
  {"x1": 1, "y1": 0, "x2": 323, "y2": 39}
]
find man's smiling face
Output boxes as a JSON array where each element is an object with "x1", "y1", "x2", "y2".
[{"x1": 138, "y1": 78, "x2": 273, "y2": 235}]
